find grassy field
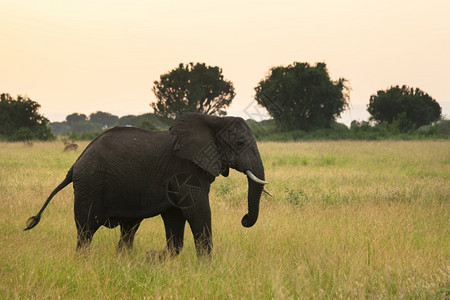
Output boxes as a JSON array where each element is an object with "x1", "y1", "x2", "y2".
[{"x1": 0, "y1": 140, "x2": 448, "y2": 298}]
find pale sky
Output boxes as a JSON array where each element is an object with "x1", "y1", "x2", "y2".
[{"x1": 1, "y1": 0, "x2": 449, "y2": 125}]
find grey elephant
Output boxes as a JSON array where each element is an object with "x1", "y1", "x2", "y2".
[{"x1": 25, "y1": 113, "x2": 271, "y2": 258}]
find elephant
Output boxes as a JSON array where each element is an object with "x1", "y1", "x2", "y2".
[{"x1": 24, "y1": 113, "x2": 271, "y2": 258}]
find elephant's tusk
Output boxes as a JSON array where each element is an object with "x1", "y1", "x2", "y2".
[
  {"x1": 263, "y1": 187, "x2": 274, "y2": 197},
  {"x1": 246, "y1": 170, "x2": 269, "y2": 185}
]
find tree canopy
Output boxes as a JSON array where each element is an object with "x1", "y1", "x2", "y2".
[
  {"x1": 151, "y1": 62, "x2": 235, "y2": 120},
  {"x1": 254, "y1": 62, "x2": 349, "y2": 131},
  {"x1": 89, "y1": 111, "x2": 119, "y2": 127},
  {"x1": 0, "y1": 93, "x2": 53, "y2": 141},
  {"x1": 61, "y1": 111, "x2": 119, "y2": 135},
  {"x1": 66, "y1": 113, "x2": 87, "y2": 126},
  {"x1": 367, "y1": 85, "x2": 441, "y2": 131},
  {"x1": 49, "y1": 112, "x2": 172, "y2": 137}
]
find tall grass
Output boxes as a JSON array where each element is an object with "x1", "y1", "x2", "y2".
[{"x1": 0, "y1": 141, "x2": 448, "y2": 298}]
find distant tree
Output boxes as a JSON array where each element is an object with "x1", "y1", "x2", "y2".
[
  {"x1": 89, "y1": 111, "x2": 119, "y2": 128},
  {"x1": 151, "y1": 62, "x2": 235, "y2": 120},
  {"x1": 117, "y1": 113, "x2": 171, "y2": 130},
  {"x1": 254, "y1": 62, "x2": 349, "y2": 131},
  {"x1": 0, "y1": 93, "x2": 53, "y2": 141},
  {"x1": 49, "y1": 121, "x2": 70, "y2": 135},
  {"x1": 139, "y1": 120, "x2": 160, "y2": 131},
  {"x1": 66, "y1": 113, "x2": 87, "y2": 126},
  {"x1": 116, "y1": 114, "x2": 140, "y2": 126},
  {"x1": 367, "y1": 85, "x2": 441, "y2": 131},
  {"x1": 70, "y1": 120, "x2": 103, "y2": 133}
]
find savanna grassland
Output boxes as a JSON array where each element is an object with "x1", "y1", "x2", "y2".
[{"x1": 0, "y1": 140, "x2": 448, "y2": 298}]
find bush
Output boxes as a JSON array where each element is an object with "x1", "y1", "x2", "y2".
[{"x1": 436, "y1": 119, "x2": 450, "y2": 136}]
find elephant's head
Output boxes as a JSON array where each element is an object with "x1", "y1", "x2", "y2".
[{"x1": 170, "y1": 113, "x2": 271, "y2": 227}]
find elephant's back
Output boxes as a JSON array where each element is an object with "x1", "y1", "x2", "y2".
[
  {"x1": 79, "y1": 127, "x2": 173, "y2": 160},
  {"x1": 74, "y1": 126, "x2": 176, "y2": 175}
]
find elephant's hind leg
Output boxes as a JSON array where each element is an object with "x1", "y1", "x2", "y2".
[
  {"x1": 117, "y1": 218, "x2": 142, "y2": 251},
  {"x1": 75, "y1": 221, "x2": 100, "y2": 252}
]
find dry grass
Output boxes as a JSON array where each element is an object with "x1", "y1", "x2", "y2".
[{"x1": 0, "y1": 140, "x2": 448, "y2": 298}]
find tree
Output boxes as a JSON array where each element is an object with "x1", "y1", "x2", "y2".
[
  {"x1": 367, "y1": 85, "x2": 441, "y2": 131},
  {"x1": 254, "y1": 62, "x2": 349, "y2": 131},
  {"x1": 89, "y1": 111, "x2": 119, "y2": 128},
  {"x1": 139, "y1": 119, "x2": 160, "y2": 131},
  {"x1": 0, "y1": 93, "x2": 54, "y2": 141},
  {"x1": 70, "y1": 119, "x2": 103, "y2": 133},
  {"x1": 66, "y1": 113, "x2": 87, "y2": 126},
  {"x1": 151, "y1": 63, "x2": 235, "y2": 120},
  {"x1": 117, "y1": 113, "x2": 171, "y2": 130},
  {"x1": 49, "y1": 121, "x2": 70, "y2": 135}
]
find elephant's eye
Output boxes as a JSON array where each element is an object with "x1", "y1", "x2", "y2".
[{"x1": 236, "y1": 139, "x2": 245, "y2": 147}]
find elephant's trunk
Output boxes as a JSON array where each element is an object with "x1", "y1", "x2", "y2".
[{"x1": 241, "y1": 162, "x2": 265, "y2": 228}]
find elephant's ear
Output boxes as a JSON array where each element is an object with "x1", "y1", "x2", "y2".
[{"x1": 170, "y1": 113, "x2": 223, "y2": 177}]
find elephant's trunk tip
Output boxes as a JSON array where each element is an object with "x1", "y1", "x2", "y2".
[{"x1": 241, "y1": 213, "x2": 257, "y2": 228}]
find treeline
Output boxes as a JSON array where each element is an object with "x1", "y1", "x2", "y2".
[
  {"x1": 50, "y1": 111, "x2": 450, "y2": 141},
  {"x1": 247, "y1": 119, "x2": 450, "y2": 141},
  {"x1": 153, "y1": 62, "x2": 445, "y2": 139},
  {"x1": 50, "y1": 112, "x2": 172, "y2": 140},
  {"x1": 0, "y1": 93, "x2": 172, "y2": 141},
  {"x1": 1, "y1": 61, "x2": 448, "y2": 141}
]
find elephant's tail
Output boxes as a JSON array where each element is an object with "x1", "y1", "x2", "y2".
[{"x1": 24, "y1": 167, "x2": 74, "y2": 231}]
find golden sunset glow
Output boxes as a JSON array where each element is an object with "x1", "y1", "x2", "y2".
[{"x1": 1, "y1": 0, "x2": 449, "y2": 124}]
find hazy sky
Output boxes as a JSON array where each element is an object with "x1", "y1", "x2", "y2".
[{"x1": 1, "y1": 0, "x2": 449, "y2": 125}]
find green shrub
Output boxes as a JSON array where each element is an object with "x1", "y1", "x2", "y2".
[
  {"x1": 284, "y1": 188, "x2": 308, "y2": 206},
  {"x1": 251, "y1": 118, "x2": 449, "y2": 141}
]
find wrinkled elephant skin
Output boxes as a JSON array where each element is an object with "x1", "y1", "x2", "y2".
[{"x1": 24, "y1": 113, "x2": 269, "y2": 258}]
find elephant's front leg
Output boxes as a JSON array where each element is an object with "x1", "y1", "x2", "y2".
[
  {"x1": 187, "y1": 202, "x2": 212, "y2": 257},
  {"x1": 147, "y1": 208, "x2": 187, "y2": 261},
  {"x1": 162, "y1": 208, "x2": 186, "y2": 256}
]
